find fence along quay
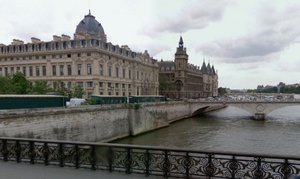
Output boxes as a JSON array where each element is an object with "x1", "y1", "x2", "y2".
[{"x1": 0, "y1": 137, "x2": 299, "y2": 178}]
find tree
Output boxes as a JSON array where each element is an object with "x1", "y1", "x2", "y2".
[
  {"x1": 0, "y1": 76, "x2": 13, "y2": 94},
  {"x1": 218, "y1": 87, "x2": 227, "y2": 96},
  {"x1": 11, "y1": 72, "x2": 32, "y2": 94},
  {"x1": 159, "y1": 74, "x2": 168, "y2": 94},
  {"x1": 32, "y1": 81, "x2": 51, "y2": 94},
  {"x1": 72, "y1": 85, "x2": 84, "y2": 98}
]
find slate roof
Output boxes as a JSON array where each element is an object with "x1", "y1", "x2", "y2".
[{"x1": 75, "y1": 11, "x2": 105, "y2": 35}]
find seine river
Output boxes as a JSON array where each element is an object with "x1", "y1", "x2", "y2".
[{"x1": 115, "y1": 106, "x2": 300, "y2": 156}]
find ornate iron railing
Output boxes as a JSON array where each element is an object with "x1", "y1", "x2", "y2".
[{"x1": 0, "y1": 137, "x2": 300, "y2": 178}]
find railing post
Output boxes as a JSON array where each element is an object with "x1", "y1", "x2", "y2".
[
  {"x1": 230, "y1": 156, "x2": 237, "y2": 179},
  {"x1": 2, "y1": 139, "x2": 8, "y2": 161},
  {"x1": 15, "y1": 140, "x2": 21, "y2": 163},
  {"x1": 59, "y1": 143, "x2": 64, "y2": 167},
  {"x1": 43, "y1": 142, "x2": 49, "y2": 166},
  {"x1": 185, "y1": 152, "x2": 190, "y2": 179},
  {"x1": 144, "y1": 149, "x2": 150, "y2": 176},
  {"x1": 125, "y1": 148, "x2": 132, "y2": 174},
  {"x1": 108, "y1": 146, "x2": 113, "y2": 172},
  {"x1": 75, "y1": 144, "x2": 79, "y2": 169},
  {"x1": 29, "y1": 141, "x2": 35, "y2": 164},
  {"x1": 90, "y1": 145, "x2": 96, "y2": 170},
  {"x1": 163, "y1": 150, "x2": 170, "y2": 178}
]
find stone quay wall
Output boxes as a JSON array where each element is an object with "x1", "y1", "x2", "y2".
[{"x1": 0, "y1": 102, "x2": 224, "y2": 142}]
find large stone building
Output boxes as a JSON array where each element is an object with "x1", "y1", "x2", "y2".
[
  {"x1": 158, "y1": 37, "x2": 218, "y2": 99},
  {"x1": 0, "y1": 11, "x2": 159, "y2": 98}
]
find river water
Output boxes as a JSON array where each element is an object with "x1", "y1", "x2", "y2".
[{"x1": 115, "y1": 106, "x2": 300, "y2": 156}]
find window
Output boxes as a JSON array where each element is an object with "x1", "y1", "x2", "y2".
[
  {"x1": 10, "y1": 67, "x2": 14, "y2": 74},
  {"x1": 29, "y1": 66, "x2": 33, "y2": 76},
  {"x1": 122, "y1": 68, "x2": 125, "y2": 78},
  {"x1": 60, "y1": 65, "x2": 64, "y2": 76},
  {"x1": 128, "y1": 84, "x2": 131, "y2": 89},
  {"x1": 129, "y1": 70, "x2": 131, "y2": 79},
  {"x1": 87, "y1": 52, "x2": 91, "y2": 56},
  {"x1": 67, "y1": 65, "x2": 72, "y2": 76},
  {"x1": 122, "y1": 84, "x2": 125, "y2": 89},
  {"x1": 108, "y1": 82, "x2": 112, "y2": 88},
  {"x1": 87, "y1": 81, "x2": 93, "y2": 88},
  {"x1": 108, "y1": 66, "x2": 112, "y2": 77},
  {"x1": 99, "y1": 64, "x2": 103, "y2": 76},
  {"x1": 87, "y1": 64, "x2": 92, "y2": 75},
  {"x1": 115, "y1": 67, "x2": 119, "y2": 78},
  {"x1": 0, "y1": 67, "x2": 2, "y2": 76},
  {"x1": 99, "y1": 82, "x2": 103, "y2": 87},
  {"x1": 42, "y1": 56, "x2": 46, "y2": 59},
  {"x1": 36, "y1": 66, "x2": 40, "y2": 76},
  {"x1": 22, "y1": 67, "x2": 26, "y2": 76},
  {"x1": 77, "y1": 53, "x2": 81, "y2": 57},
  {"x1": 108, "y1": 92, "x2": 111, "y2": 95},
  {"x1": 77, "y1": 64, "x2": 82, "y2": 75},
  {"x1": 52, "y1": 65, "x2": 56, "y2": 76},
  {"x1": 42, "y1": 66, "x2": 46, "y2": 76},
  {"x1": 17, "y1": 67, "x2": 20, "y2": 71},
  {"x1": 115, "y1": 83, "x2": 119, "y2": 89},
  {"x1": 67, "y1": 54, "x2": 71, "y2": 58}
]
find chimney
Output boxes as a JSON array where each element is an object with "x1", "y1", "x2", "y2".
[
  {"x1": 61, "y1": 34, "x2": 71, "y2": 41},
  {"x1": 12, "y1": 39, "x2": 24, "y2": 45},
  {"x1": 53, "y1": 35, "x2": 61, "y2": 41},
  {"x1": 31, "y1": 37, "x2": 41, "y2": 43}
]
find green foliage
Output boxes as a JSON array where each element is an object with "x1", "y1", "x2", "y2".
[
  {"x1": 281, "y1": 86, "x2": 300, "y2": 94},
  {"x1": 72, "y1": 85, "x2": 84, "y2": 98},
  {"x1": 218, "y1": 87, "x2": 227, "y2": 96},
  {"x1": 32, "y1": 81, "x2": 51, "y2": 94},
  {"x1": 11, "y1": 72, "x2": 32, "y2": 94},
  {"x1": 0, "y1": 76, "x2": 14, "y2": 94},
  {"x1": 83, "y1": 98, "x2": 97, "y2": 105},
  {"x1": 159, "y1": 74, "x2": 168, "y2": 91}
]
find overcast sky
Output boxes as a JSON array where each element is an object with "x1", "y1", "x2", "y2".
[{"x1": 1, "y1": 0, "x2": 300, "y2": 89}]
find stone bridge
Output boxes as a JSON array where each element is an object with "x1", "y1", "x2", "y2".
[{"x1": 189, "y1": 101, "x2": 300, "y2": 120}]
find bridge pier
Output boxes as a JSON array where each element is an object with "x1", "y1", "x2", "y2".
[{"x1": 254, "y1": 113, "x2": 265, "y2": 120}]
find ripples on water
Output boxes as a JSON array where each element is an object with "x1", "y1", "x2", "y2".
[{"x1": 115, "y1": 106, "x2": 300, "y2": 156}]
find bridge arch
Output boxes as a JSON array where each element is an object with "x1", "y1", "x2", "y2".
[{"x1": 189, "y1": 101, "x2": 300, "y2": 120}]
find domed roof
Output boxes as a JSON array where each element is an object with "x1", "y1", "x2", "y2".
[{"x1": 75, "y1": 11, "x2": 105, "y2": 36}]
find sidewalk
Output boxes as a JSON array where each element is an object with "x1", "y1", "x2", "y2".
[{"x1": 0, "y1": 161, "x2": 159, "y2": 179}]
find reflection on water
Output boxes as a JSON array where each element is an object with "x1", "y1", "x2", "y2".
[{"x1": 115, "y1": 106, "x2": 300, "y2": 156}]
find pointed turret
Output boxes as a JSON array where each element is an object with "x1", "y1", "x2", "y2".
[
  {"x1": 207, "y1": 62, "x2": 212, "y2": 74},
  {"x1": 212, "y1": 65, "x2": 216, "y2": 75},
  {"x1": 201, "y1": 60, "x2": 207, "y2": 73}
]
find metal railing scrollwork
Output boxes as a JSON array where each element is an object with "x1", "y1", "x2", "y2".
[{"x1": 1, "y1": 137, "x2": 300, "y2": 178}]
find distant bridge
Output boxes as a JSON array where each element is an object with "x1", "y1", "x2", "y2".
[{"x1": 189, "y1": 101, "x2": 300, "y2": 120}]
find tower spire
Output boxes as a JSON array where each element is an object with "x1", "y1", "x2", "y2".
[
  {"x1": 179, "y1": 36, "x2": 183, "y2": 48},
  {"x1": 89, "y1": 9, "x2": 91, "y2": 15}
]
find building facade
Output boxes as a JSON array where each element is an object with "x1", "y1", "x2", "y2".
[
  {"x1": 158, "y1": 37, "x2": 218, "y2": 99},
  {"x1": 0, "y1": 11, "x2": 159, "y2": 98}
]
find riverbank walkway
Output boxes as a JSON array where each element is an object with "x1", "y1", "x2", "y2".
[{"x1": 0, "y1": 161, "x2": 156, "y2": 179}]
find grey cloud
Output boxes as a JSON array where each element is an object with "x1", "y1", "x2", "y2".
[
  {"x1": 141, "y1": 0, "x2": 233, "y2": 35},
  {"x1": 198, "y1": 3, "x2": 300, "y2": 63}
]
